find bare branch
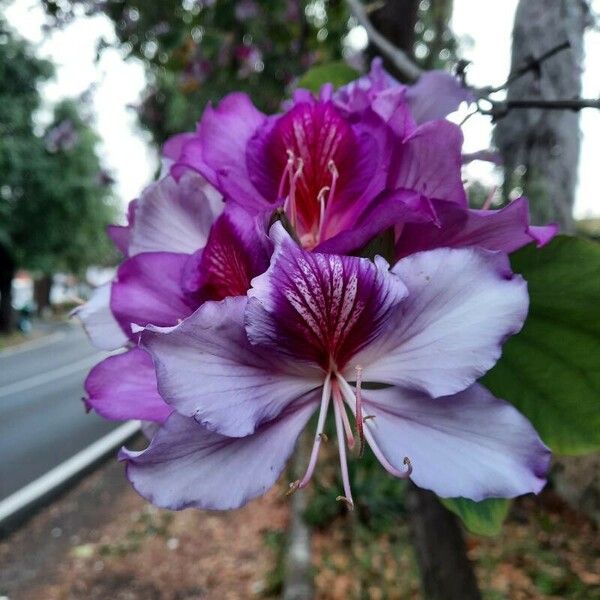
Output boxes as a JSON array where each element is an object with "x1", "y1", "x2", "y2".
[
  {"x1": 482, "y1": 97, "x2": 600, "y2": 120},
  {"x1": 482, "y1": 40, "x2": 572, "y2": 95},
  {"x1": 345, "y1": 0, "x2": 423, "y2": 82}
]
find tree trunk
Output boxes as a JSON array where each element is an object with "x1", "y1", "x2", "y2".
[
  {"x1": 495, "y1": 0, "x2": 589, "y2": 232},
  {"x1": 406, "y1": 485, "x2": 482, "y2": 600},
  {"x1": 33, "y1": 273, "x2": 52, "y2": 316},
  {"x1": 0, "y1": 244, "x2": 15, "y2": 333},
  {"x1": 369, "y1": 0, "x2": 420, "y2": 80}
]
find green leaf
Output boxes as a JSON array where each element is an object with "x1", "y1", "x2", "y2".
[
  {"x1": 441, "y1": 498, "x2": 510, "y2": 536},
  {"x1": 483, "y1": 235, "x2": 600, "y2": 455},
  {"x1": 297, "y1": 62, "x2": 359, "y2": 93}
]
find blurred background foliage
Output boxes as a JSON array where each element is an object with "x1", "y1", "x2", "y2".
[{"x1": 39, "y1": 0, "x2": 457, "y2": 145}]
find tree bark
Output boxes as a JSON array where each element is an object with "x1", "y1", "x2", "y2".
[
  {"x1": 0, "y1": 244, "x2": 15, "y2": 333},
  {"x1": 33, "y1": 273, "x2": 52, "y2": 316},
  {"x1": 494, "y1": 0, "x2": 589, "y2": 232},
  {"x1": 368, "y1": 0, "x2": 420, "y2": 80},
  {"x1": 406, "y1": 485, "x2": 482, "y2": 600}
]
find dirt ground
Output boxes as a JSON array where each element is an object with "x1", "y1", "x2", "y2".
[{"x1": 0, "y1": 454, "x2": 289, "y2": 600}]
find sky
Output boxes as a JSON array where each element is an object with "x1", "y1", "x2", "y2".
[{"x1": 4, "y1": 0, "x2": 600, "y2": 218}]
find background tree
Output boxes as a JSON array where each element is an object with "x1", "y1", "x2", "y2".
[
  {"x1": 494, "y1": 0, "x2": 590, "y2": 232},
  {"x1": 0, "y1": 20, "x2": 118, "y2": 329}
]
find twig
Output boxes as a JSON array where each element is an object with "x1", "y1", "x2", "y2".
[
  {"x1": 482, "y1": 97, "x2": 600, "y2": 120},
  {"x1": 345, "y1": 0, "x2": 422, "y2": 82},
  {"x1": 482, "y1": 40, "x2": 571, "y2": 94}
]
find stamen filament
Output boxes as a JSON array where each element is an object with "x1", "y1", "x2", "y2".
[
  {"x1": 278, "y1": 151, "x2": 295, "y2": 200},
  {"x1": 333, "y1": 383, "x2": 354, "y2": 510},
  {"x1": 335, "y1": 380, "x2": 355, "y2": 449},
  {"x1": 298, "y1": 373, "x2": 332, "y2": 488},
  {"x1": 336, "y1": 375, "x2": 412, "y2": 479}
]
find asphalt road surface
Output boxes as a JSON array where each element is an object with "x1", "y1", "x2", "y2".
[{"x1": 0, "y1": 325, "x2": 118, "y2": 500}]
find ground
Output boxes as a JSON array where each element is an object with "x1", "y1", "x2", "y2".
[{"x1": 0, "y1": 452, "x2": 289, "y2": 600}]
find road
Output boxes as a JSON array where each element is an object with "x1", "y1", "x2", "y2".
[{"x1": 0, "y1": 325, "x2": 118, "y2": 500}]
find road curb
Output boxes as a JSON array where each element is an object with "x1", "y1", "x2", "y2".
[{"x1": 0, "y1": 421, "x2": 140, "y2": 537}]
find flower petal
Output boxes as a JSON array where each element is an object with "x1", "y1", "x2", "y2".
[
  {"x1": 390, "y1": 119, "x2": 467, "y2": 206},
  {"x1": 360, "y1": 384, "x2": 550, "y2": 500},
  {"x1": 129, "y1": 172, "x2": 222, "y2": 257},
  {"x1": 354, "y1": 247, "x2": 528, "y2": 397},
  {"x1": 182, "y1": 207, "x2": 270, "y2": 302},
  {"x1": 246, "y1": 224, "x2": 408, "y2": 370},
  {"x1": 405, "y1": 71, "x2": 474, "y2": 124},
  {"x1": 120, "y1": 395, "x2": 318, "y2": 510},
  {"x1": 72, "y1": 282, "x2": 128, "y2": 350},
  {"x1": 395, "y1": 197, "x2": 558, "y2": 259},
  {"x1": 141, "y1": 296, "x2": 321, "y2": 437},
  {"x1": 183, "y1": 93, "x2": 267, "y2": 209},
  {"x1": 111, "y1": 252, "x2": 197, "y2": 335},
  {"x1": 84, "y1": 348, "x2": 171, "y2": 423}
]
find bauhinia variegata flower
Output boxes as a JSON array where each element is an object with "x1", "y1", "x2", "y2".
[{"x1": 76, "y1": 61, "x2": 555, "y2": 511}]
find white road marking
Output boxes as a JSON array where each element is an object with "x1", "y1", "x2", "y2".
[
  {"x1": 0, "y1": 421, "x2": 141, "y2": 525},
  {"x1": 0, "y1": 353, "x2": 103, "y2": 399}
]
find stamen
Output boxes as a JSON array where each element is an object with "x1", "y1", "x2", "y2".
[
  {"x1": 298, "y1": 373, "x2": 331, "y2": 489},
  {"x1": 336, "y1": 375, "x2": 412, "y2": 480},
  {"x1": 354, "y1": 366, "x2": 365, "y2": 457},
  {"x1": 333, "y1": 383, "x2": 354, "y2": 509},
  {"x1": 287, "y1": 157, "x2": 304, "y2": 228},
  {"x1": 278, "y1": 150, "x2": 295, "y2": 200},
  {"x1": 336, "y1": 496, "x2": 354, "y2": 510},
  {"x1": 482, "y1": 186, "x2": 497, "y2": 210},
  {"x1": 337, "y1": 388, "x2": 355, "y2": 450}
]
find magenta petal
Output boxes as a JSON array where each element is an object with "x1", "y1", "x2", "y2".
[
  {"x1": 120, "y1": 394, "x2": 318, "y2": 510},
  {"x1": 246, "y1": 224, "x2": 408, "y2": 370},
  {"x1": 391, "y1": 119, "x2": 467, "y2": 206},
  {"x1": 183, "y1": 207, "x2": 269, "y2": 301},
  {"x1": 198, "y1": 92, "x2": 266, "y2": 207},
  {"x1": 405, "y1": 71, "x2": 474, "y2": 124},
  {"x1": 141, "y1": 296, "x2": 321, "y2": 437},
  {"x1": 354, "y1": 247, "x2": 528, "y2": 398},
  {"x1": 162, "y1": 132, "x2": 196, "y2": 161},
  {"x1": 315, "y1": 189, "x2": 436, "y2": 256},
  {"x1": 361, "y1": 384, "x2": 550, "y2": 500},
  {"x1": 73, "y1": 282, "x2": 128, "y2": 350},
  {"x1": 395, "y1": 197, "x2": 558, "y2": 258},
  {"x1": 129, "y1": 172, "x2": 222, "y2": 257},
  {"x1": 85, "y1": 348, "x2": 171, "y2": 423},
  {"x1": 111, "y1": 252, "x2": 197, "y2": 335}
]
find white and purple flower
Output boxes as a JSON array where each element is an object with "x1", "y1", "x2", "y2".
[{"x1": 119, "y1": 225, "x2": 550, "y2": 510}]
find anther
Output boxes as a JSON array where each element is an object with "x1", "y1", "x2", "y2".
[
  {"x1": 286, "y1": 480, "x2": 301, "y2": 496},
  {"x1": 403, "y1": 456, "x2": 413, "y2": 476},
  {"x1": 363, "y1": 415, "x2": 376, "y2": 422},
  {"x1": 336, "y1": 496, "x2": 354, "y2": 510},
  {"x1": 318, "y1": 432, "x2": 328, "y2": 442}
]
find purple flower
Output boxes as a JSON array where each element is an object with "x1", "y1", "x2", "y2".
[
  {"x1": 120, "y1": 225, "x2": 550, "y2": 510},
  {"x1": 75, "y1": 171, "x2": 268, "y2": 425},
  {"x1": 166, "y1": 76, "x2": 555, "y2": 259}
]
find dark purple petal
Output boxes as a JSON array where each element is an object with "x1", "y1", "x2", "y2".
[
  {"x1": 85, "y1": 348, "x2": 171, "y2": 423},
  {"x1": 120, "y1": 395, "x2": 318, "y2": 510},
  {"x1": 141, "y1": 296, "x2": 321, "y2": 437},
  {"x1": 129, "y1": 172, "x2": 222, "y2": 257},
  {"x1": 405, "y1": 70, "x2": 474, "y2": 124},
  {"x1": 353, "y1": 247, "x2": 528, "y2": 397},
  {"x1": 389, "y1": 119, "x2": 467, "y2": 206},
  {"x1": 182, "y1": 207, "x2": 270, "y2": 302},
  {"x1": 395, "y1": 197, "x2": 558, "y2": 259},
  {"x1": 111, "y1": 252, "x2": 197, "y2": 336},
  {"x1": 246, "y1": 224, "x2": 408, "y2": 370},
  {"x1": 72, "y1": 282, "x2": 129, "y2": 350},
  {"x1": 361, "y1": 384, "x2": 550, "y2": 500}
]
